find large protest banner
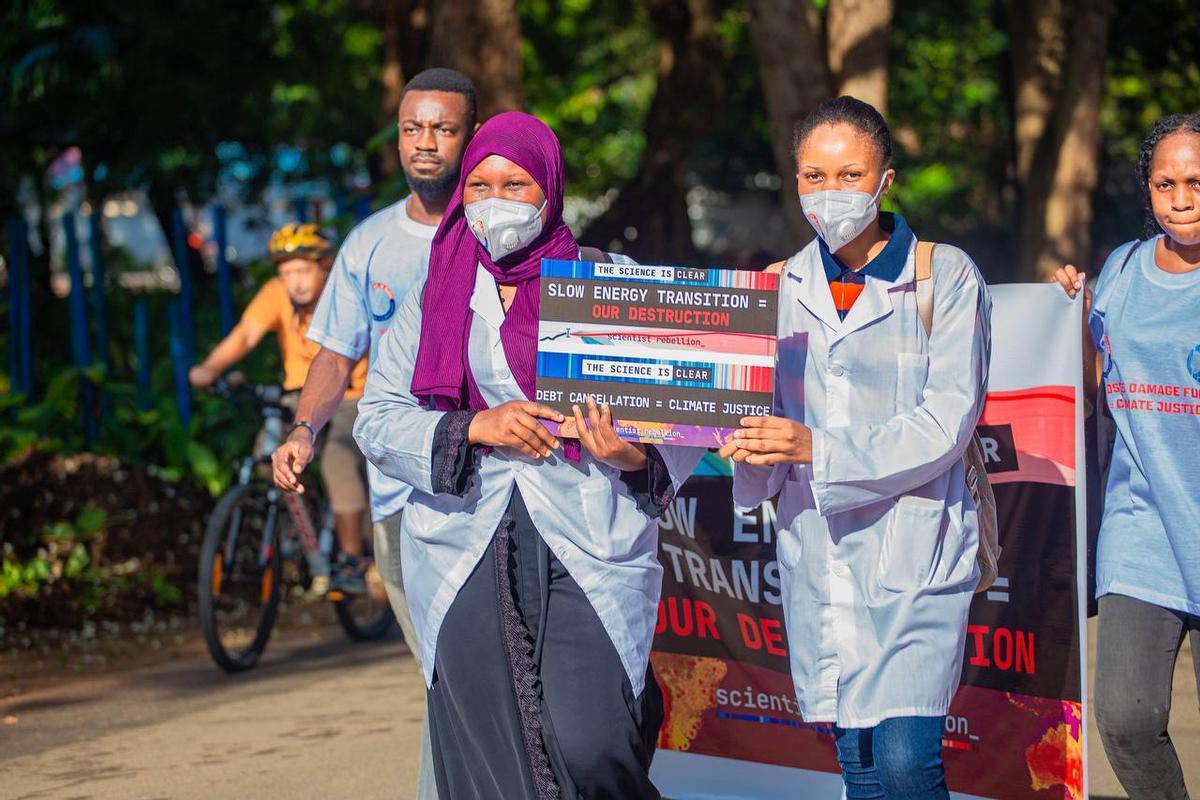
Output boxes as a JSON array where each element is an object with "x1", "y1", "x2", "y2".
[{"x1": 649, "y1": 285, "x2": 1088, "y2": 800}]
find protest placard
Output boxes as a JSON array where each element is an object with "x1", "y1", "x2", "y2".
[{"x1": 536, "y1": 259, "x2": 779, "y2": 447}]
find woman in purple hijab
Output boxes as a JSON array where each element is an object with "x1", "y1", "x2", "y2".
[{"x1": 354, "y1": 112, "x2": 702, "y2": 799}]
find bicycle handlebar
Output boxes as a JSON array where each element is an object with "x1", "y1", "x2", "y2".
[{"x1": 209, "y1": 376, "x2": 300, "y2": 407}]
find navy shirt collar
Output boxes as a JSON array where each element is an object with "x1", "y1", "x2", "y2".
[{"x1": 818, "y1": 212, "x2": 914, "y2": 283}]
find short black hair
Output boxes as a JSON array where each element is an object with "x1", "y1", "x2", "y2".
[
  {"x1": 1137, "y1": 112, "x2": 1200, "y2": 237},
  {"x1": 792, "y1": 95, "x2": 892, "y2": 170},
  {"x1": 401, "y1": 68, "x2": 477, "y2": 129}
]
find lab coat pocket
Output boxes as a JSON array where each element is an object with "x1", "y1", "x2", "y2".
[
  {"x1": 877, "y1": 495, "x2": 947, "y2": 592},
  {"x1": 777, "y1": 529, "x2": 804, "y2": 571},
  {"x1": 895, "y1": 352, "x2": 930, "y2": 413},
  {"x1": 775, "y1": 479, "x2": 810, "y2": 570},
  {"x1": 579, "y1": 477, "x2": 644, "y2": 561}
]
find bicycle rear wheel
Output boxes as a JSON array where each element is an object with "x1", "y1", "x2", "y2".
[{"x1": 198, "y1": 481, "x2": 283, "y2": 671}]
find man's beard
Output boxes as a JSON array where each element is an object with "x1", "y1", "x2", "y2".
[{"x1": 405, "y1": 165, "x2": 460, "y2": 205}]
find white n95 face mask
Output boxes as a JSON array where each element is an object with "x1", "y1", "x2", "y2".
[
  {"x1": 464, "y1": 197, "x2": 547, "y2": 261},
  {"x1": 799, "y1": 175, "x2": 888, "y2": 253}
]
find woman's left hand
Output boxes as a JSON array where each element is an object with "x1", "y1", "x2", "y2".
[
  {"x1": 717, "y1": 416, "x2": 813, "y2": 465},
  {"x1": 571, "y1": 397, "x2": 647, "y2": 472}
]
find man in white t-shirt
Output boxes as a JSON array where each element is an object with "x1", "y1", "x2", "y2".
[{"x1": 271, "y1": 68, "x2": 476, "y2": 800}]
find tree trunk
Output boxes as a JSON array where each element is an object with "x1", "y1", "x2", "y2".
[
  {"x1": 429, "y1": 0, "x2": 525, "y2": 119},
  {"x1": 746, "y1": 0, "x2": 833, "y2": 249},
  {"x1": 826, "y1": 0, "x2": 892, "y2": 115},
  {"x1": 375, "y1": 0, "x2": 408, "y2": 177},
  {"x1": 399, "y1": 0, "x2": 431, "y2": 81},
  {"x1": 1009, "y1": 0, "x2": 1065, "y2": 185},
  {"x1": 1015, "y1": 0, "x2": 1112, "y2": 281},
  {"x1": 582, "y1": 0, "x2": 727, "y2": 265},
  {"x1": 356, "y1": 0, "x2": 429, "y2": 179}
]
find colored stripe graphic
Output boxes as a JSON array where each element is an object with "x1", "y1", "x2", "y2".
[
  {"x1": 540, "y1": 258, "x2": 779, "y2": 289},
  {"x1": 538, "y1": 321, "x2": 777, "y2": 361},
  {"x1": 978, "y1": 385, "x2": 1075, "y2": 487}
]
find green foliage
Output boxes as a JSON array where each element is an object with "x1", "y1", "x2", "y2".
[
  {"x1": 1, "y1": 555, "x2": 51, "y2": 599},
  {"x1": 0, "y1": 365, "x2": 246, "y2": 496},
  {"x1": 0, "y1": 466, "x2": 204, "y2": 627},
  {"x1": 0, "y1": 0, "x2": 395, "y2": 218},
  {"x1": 1, "y1": 0, "x2": 280, "y2": 215},
  {"x1": 4, "y1": 0, "x2": 1197, "y2": 262},
  {"x1": 1, "y1": 548, "x2": 183, "y2": 617},
  {"x1": 1093, "y1": 0, "x2": 1200, "y2": 248},
  {"x1": 143, "y1": 567, "x2": 184, "y2": 606},
  {"x1": 0, "y1": 506, "x2": 107, "y2": 603},
  {"x1": 0, "y1": 257, "x2": 274, "y2": 495},
  {"x1": 1103, "y1": 0, "x2": 1200, "y2": 162},
  {"x1": 0, "y1": 369, "x2": 83, "y2": 463},
  {"x1": 887, "y1": 0, "x2": 1014, "y2": 273},
  {"x1": 519, "y1": 0, "x2": 660, "y2": 197},
  {"x1": 262, "y1": 0, "x2": 389, "y2": 185}
]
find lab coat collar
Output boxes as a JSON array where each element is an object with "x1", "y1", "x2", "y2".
[
  {"x1": 468, "y1": 262, "x2": 505, "y2": 331},
  {"x1": 787, "y1": 238, "x2": 918, "y2": 343},
  {"x1": 787, "y1": 250, "x2": 844, "y2": 335},
  {"x1": 833, "y1": 237, "x2": 917, "y2": 343},
  {"x1": 833, "y1": 268, "x2": 901, "y2": 343}
]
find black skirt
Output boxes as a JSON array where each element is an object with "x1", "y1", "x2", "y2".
[{"x1": 426, "y1": 489, "x2": 664, "y2": 800}]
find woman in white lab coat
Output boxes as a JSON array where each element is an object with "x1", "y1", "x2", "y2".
[
  {"x1": 720, "y1": 96, "x2": 991, "y2": 799},
  {"x1": 353, "y1": 111, "x2": 700, "y2": 800}
]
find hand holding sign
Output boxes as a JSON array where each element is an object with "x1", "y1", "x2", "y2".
[
  {"x1": 468, "y1": 400, "x2": 564, "y2": 459},
  {"x1": 571, "y1": 396, "x2": 648, "y2": 471},
  {"x1": 717, "y1": 415, "x2": 813, "y2": 465}
]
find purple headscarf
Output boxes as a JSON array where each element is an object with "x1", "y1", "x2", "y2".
[{"x1": 410, "y1": 111, "x2": 578, "y2": 415}]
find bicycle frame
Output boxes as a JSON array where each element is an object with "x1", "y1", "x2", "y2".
[
  {"x1": 280, "y1": 488, "x2": 331, "y2": 579},
  {"x1": 226, "y1": 395, "x2": 335, "y2": 583}
]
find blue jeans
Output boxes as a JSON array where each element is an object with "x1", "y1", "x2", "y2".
[{"x1": 834, "y1": 716, "x2": 949, "y2": 800}]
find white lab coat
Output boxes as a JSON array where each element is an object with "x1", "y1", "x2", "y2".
[
  {"x1": 734, "y1": 238, "x2": 991, "y2": 728},
  {"x1": 354, "y1": 260, "x2": 703, "y2": 695}
]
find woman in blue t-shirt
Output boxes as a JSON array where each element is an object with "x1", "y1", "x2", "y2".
[{"x1": 1055, "y1": 113, "x2": 1200, "y2": 800}]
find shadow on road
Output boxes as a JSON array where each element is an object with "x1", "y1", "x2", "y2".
[
  {"x1": 143, "y1": 626, "x2": 406, "y2": 695},
  {"x1": 2, "y1": 692, "x2": 103, "y2": 716},
  {"x1": 0, "y1": 623, "x2": 414, "y2": 763}
]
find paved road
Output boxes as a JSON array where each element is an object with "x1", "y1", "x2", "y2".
[
  {"x1": 1, "y1": 618, "x2": 1195, "y2": 799},
  {"x1": 1, "y1": 623, "x2": 425, "y2": 800}
]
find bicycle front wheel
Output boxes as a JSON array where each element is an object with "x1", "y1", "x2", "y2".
[{"x1": 198, "y1": 481, "x2": 283, "y2": 672}]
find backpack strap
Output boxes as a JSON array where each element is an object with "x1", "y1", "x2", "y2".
[
  {"x1": 1115, "y1": 239, "x2": 1142, "y2": 276},
  {"x1": 914, "y1": 240, "x2": 937, "y2": 339},
  {"x1": 578, "y1": 246, "x2": 612, "y2": 264}
]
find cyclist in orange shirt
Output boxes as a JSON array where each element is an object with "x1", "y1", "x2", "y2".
[{"x1": 190, "y1": 223, "x2": 372, "y2": 593}]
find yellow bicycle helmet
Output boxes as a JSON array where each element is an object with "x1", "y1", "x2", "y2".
[{"x1": 268, "y1": 222, "x2": 333, "y2": 263}]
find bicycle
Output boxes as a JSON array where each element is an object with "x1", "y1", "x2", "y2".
[{"x1": 197, "y1": 378, "x2": 396, "y2": 672}]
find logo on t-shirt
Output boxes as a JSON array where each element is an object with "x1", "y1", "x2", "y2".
[
  {"x1": 1101, "y1": 335, "x2": 1115, "y2": 379},
  {"x1": 370, "y1": 281, "x2": 396, "y2": 323},
  {"x1": 1187, "y1": 344, "x2": 1200, "y2": 383}
]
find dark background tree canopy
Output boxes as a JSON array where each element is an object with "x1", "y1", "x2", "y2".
[{"x1": 5, "y1": 0, "x2": 1199, "y2": 279}]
